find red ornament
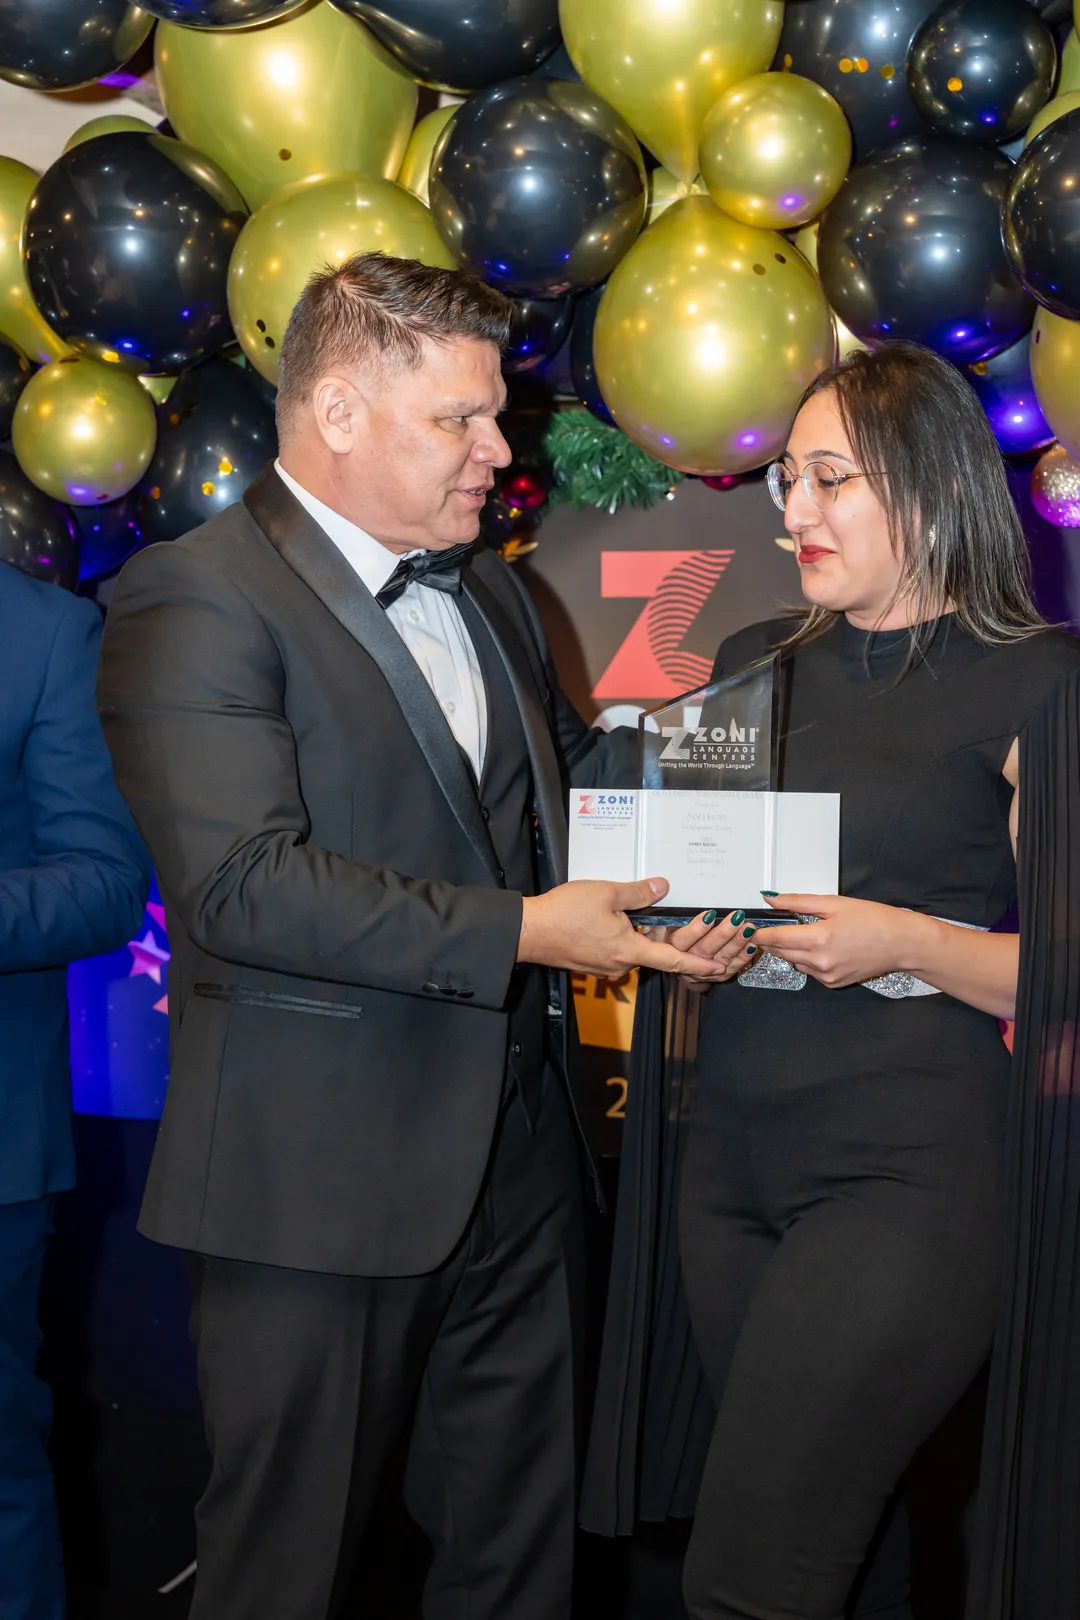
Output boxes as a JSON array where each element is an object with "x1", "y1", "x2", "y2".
[
  {"x1": 700, "y1": 474, "x2": 742, "y2": 491},
  {"x1": 503, "y1": 471, "x2": 547, "y2": 510}
]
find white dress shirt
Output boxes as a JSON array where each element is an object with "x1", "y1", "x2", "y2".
[{"x1": 275, "y1": 461, "x2": 488, "y2": 778}]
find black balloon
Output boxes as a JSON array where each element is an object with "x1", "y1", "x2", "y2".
[
  {"x1": 0, "y1": 450, "x2": 78, "y2": 589},
  {"x1": 907, "y1": 0, "x2": 1056, "y2": 145},
  {"x1": 1003, "y1": 108, "x2": 1080, "y2": 320},
  {"x1": 818, "y1": 136, "x2": 1034, "y2": 362},
  {"x1": 140, "y1": 0, "x2": 302, "y2": 25},
  {"x1": 775, "y1": 0, "x2": 936, "y2": 159},
  {"x1": 1034, "y1": 0, "x2": 1072, "y2": 22},
  {"x1": 429, "y1": 77, "x2": 646, "y2": 297},
  {"x1": 134, "y1": 357, "x2": 277, "y2": 546},
  {"x1": 0, "y1": 337, "x2": 31, "y2": 442},
  {"x1": 504, "y1": 297, "x2": 573, "y2": 374},
  {"x1": 528, "y1": 41, "x2": 580, "y2": 82},
  {"x1": 965, "y1": 332, "x2": 1054, "y2": 455},
  {"x1": 73, "y1": 495, "x2": 143, "y2": 582},
  {"x1": 330, "y1": 0, "x2": 559, "y2": 92},
  {"x1": 569, "y1": 284, "x2": 614, "y2": 424},
  {"x1": 0, "y1": 0, "x2": 150, "y2": 91},
  {"x1": 25, "y1": 132, "x2": 248, "y2": 376}
]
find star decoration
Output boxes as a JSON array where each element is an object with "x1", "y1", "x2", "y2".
[{"x1": 128, "y1": 930, "x2": 170, "y2": 985}]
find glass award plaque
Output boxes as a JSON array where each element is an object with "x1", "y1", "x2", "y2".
[{"x1": 566, "y1": 655, "x2": 839, "y2": 925}]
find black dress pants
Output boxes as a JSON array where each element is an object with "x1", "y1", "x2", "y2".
[
  {"x1": 185, "y1": 1073, "x2": 583, "y2": 1620},
  {"x1": 678, "y1": 1071, "x2": 1003, "y2": 1620}
]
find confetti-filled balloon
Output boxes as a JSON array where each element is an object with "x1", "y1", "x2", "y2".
[
  {"x1": 561, "y1": 0, "x2": 783, "y2": 183},
  {"x1": 135, "y1": 357, "x2": 278, "y2": 545},
  {"x1": 12, "y1": 357, "x2": 157, "y2": 505},
  {"x1": 228, "y1": 174, "x2": 455, "y2": 384},
  {"x1": 25, "y1": 132, "x2": 247, "y2": 375},
  {"x1": 156, "y1": 4, "x2": 418, "y2": 212},
  {"x1": 0, "y1": 157, "x2": 68, "y2": 365},
  {"x1": 593, "y1": 196, "x2": 834, "y2": 475},
  {"x1": 1003, "y1": 108, "x2": 1080, "y2": 319},
  {"x1": 0, "y1": 334, "x2": 30, "y2": 440},
  {"x1": 397, "y1": 105, "x2": 458, "y2": 207},
  {"x1": 504, "y1": 298, "x2": 573, "y2": 374},
  {"x1": 429, "y1": 77, "x2": 646, "y2": 297},
  {"x1": 1031, "y1": 442, "x2": 1080, "y2": 526},
  {"x1": 0, "y1": 449, "x2": 78, "y2": 588},
  {"x1": 775, "y1": 0, "x2": 937, "y2": 159},
  {"x1": 0, "y1": 0, "x2": 151, "y2": 90},
  {"x1": 818, "y1": 136, "x2": 1034, "y2": 362},
  {"x1": 332, "y1": 0, "x2": 560, "y2": 92},
  {"x1": 907, "y1": 0, "x2": 1056, "y2": 145},
  {"x1": 966, "y1": 334, "x2": 1054, "y2": 456},
  {"x1": 1031, "y1": 305, "x2": 1080, "y2": 460},
  {"x1": 699, "y1": 71, "x2": 852, "y2": 229}
]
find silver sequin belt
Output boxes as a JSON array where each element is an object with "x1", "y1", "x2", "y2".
[{"x1": 739, "y1": 914, "x2": 988, "y2": 998}]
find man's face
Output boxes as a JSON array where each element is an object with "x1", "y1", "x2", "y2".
[{"x1": 326, "y1": 336, "x2": 512, "y2": 552}]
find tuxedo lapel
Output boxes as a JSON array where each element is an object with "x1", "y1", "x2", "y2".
[
  {"x1": 465, "y1": 568, "x2": 569, "y2": 886},
  {"x1": 244, "y1": 467, "x2": 498, "y2": 881}
]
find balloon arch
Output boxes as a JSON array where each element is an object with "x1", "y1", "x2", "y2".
[{"x1": 1, "y1": 0, "x2": 1080, "y2": 577}]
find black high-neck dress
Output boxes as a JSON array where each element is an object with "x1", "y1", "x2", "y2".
[{"x1": 660, "y1": 615, "x2": 1080, "y2": 1620}]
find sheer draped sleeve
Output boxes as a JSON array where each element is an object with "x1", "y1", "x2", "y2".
[{"x1": 968, "y1": 666, "x2": 1080, "y2": 1618}]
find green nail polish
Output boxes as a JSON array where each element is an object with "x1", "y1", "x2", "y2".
[
  {"x1": 702, "y1": 909, "x2": 717, "y2": 925},
  {"x1": 730, "y1": 910, "x2": 745, "y2": 926},
  {"x1": 761, "y1": 890, "x2": 779, "y2": 897},
  {"x1": 746, "y1": 943, "x2": 757, "y2": 954},
  {"x1": 743, "y1": 925, "x2": 756, "y2": 938}
]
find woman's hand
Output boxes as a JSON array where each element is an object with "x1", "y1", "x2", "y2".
[
  {"x1": 756, "y1": 894, "x2": 922, "y2": 989},
  {"x1": 648, "y1": 908, "x2": 762, "y2": 990}
]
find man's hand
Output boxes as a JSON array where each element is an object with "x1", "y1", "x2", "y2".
[{"x1": 518, "y1": 878, "x2": 733, "y2": 981}]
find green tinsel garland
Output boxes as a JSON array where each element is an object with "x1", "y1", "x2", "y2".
[{"x1": 543, "y1": 409, "x2": 684, "y2": 514}]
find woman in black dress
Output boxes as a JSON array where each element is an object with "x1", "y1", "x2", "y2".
[{"x1": 664, "y1": 343, "x2": 1080, "y2": 1620}]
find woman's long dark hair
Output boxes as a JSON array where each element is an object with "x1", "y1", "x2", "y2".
[{"x1": 775, "y1": 342, "x2": 1047, "y2": 665}]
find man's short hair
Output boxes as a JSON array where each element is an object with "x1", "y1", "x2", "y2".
[{"x1": 275, "y1": 252, "x2": 514, "y2": 437}]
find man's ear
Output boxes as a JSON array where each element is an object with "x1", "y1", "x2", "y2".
[{"x1": 312, "y1": 374, "x2": 368, "y2": 456}]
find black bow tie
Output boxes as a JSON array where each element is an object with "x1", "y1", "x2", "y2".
[{"x1": 375, "y1": 543, "x2": 473, "y2": 611}]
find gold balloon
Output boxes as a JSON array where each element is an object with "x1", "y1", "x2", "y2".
[
  {"x1": 792, "y1": 221, "x2": 866, "y2": 361},
  {"x1": 1062, "y1": 29, "x2": 1080, "y2": 96},
  {"x1": 139, "y1": 374, "x2": 178, "y2": 405},
  {"x1": 228, "y1": 173, "x2": 457, "y2": 383},
  {"x1": 12, "y1": 356, "x2": 157, "y2": 505},
  {"x1": 397, "y1": 105, "x2": 459, "y2": 207},
  {"x1": 0, "y1": 157, "x2": 70, "y2": 365},
  {"x1": 560, "y1": 0, "x2": 785, "y2": 184},
  {"x1": 156, "y1": 3, "x2": 418, "y2": 212},
  {"x1": 64, "y1": 115, "x2": 155, "y2": 152},
  {"x1": 1031, "y1": 307, "x2": 1080, "y2": 463},
  {"x1": 646, "y1": 168, "x2": 706, "y2": 226},
  {"x1": 699, "y1": 71, "x2": 851, "y2": 229},
  {"x1": 594, "y1": 195, "x2": 834, "y2": 475},
  {"x1": 1025, "y1": 89, "x2": 1080, "y2": 146}
]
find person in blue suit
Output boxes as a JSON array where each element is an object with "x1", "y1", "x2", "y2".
[{"x1": 0, "y1": 560, "x2": 150, "y2": 1620}]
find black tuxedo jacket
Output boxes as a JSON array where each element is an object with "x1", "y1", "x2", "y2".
[{"x1": 98, "y1": 468, "x2": 631, "y2": 1276}]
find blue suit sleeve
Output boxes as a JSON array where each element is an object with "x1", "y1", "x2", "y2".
[{"x1": 0, "y1": 593, "x2": 151, "y2": 971}]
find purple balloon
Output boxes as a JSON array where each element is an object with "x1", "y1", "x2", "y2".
[{"x1": 964, "y1": 333, "x2": 1053, "y2": 455}]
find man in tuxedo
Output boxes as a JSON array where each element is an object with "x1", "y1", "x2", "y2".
[
  {"x1": 97, "y1": 253, "x2": 719, "y2": 1620},
  {"x1": 0, "y1": 560, "x2": 149, "y2": 1619}
]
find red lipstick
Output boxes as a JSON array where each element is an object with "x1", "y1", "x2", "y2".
[{"x1": 797, "y1": 545, "x2": 833, "y2": 564}]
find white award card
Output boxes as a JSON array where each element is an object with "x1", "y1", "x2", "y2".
[{"x1": 568, "y1": 788, "x2": 840, "y2": 909}]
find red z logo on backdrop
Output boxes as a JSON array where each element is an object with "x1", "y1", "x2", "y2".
[{"x1": 592, "y1": 550, "x2": 735, "y2": 700}]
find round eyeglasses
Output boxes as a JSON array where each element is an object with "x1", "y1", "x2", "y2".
[{"x1": 766, "y1": 460, "x2": 868, "y2": 513}]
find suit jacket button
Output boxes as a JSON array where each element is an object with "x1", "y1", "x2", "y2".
[
  {"x1": 496, "y1": 867, "x2": 505, "y2": 883},
  {"x1": 440, "y1": 984, "x2": 456, "y2": 995},
  {"x1": 481, "y1": 807, "x2": 490, "y2": 822},
  {"x1": 512, "y1": 1041, "x2": 522, "y2": 1057},
  {"x1": 422, "y1": 980, "x2": 439, "y2": 993},
  {"x1": 458, "y1": 988, "x2": 474, "y2": 1000}
]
